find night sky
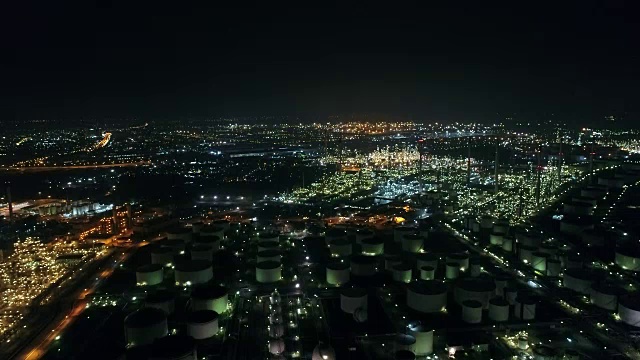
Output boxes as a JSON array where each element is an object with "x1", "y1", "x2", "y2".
[{"x1": 2, "y1": 1, "x2": 638, "y2": 125}]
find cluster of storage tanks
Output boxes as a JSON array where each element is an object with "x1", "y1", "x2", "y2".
[
  {"x1": 268, "y1": 290, "x2": 287, "y2": 357},
  {"x1": 124, "y1": 284, "x2": 228, "y2": 355},
  {"x1": 256, "y1": 232, "x2": 283, "y2": 283}
]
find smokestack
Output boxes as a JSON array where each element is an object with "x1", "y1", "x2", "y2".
[{"x1": 6, "y1": 182, "x2": 13, "y2": 222}]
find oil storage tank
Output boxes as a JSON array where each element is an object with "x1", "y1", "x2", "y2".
[
  {"x1": 167, "y1": 228, "x2": 193, "y2": 243},
  {"x1": 531, "y1": 252, "x2": 549, "y2": 272},
  {"x1": 394, "y1": 226, "x2": 416, "y2": 243},
  {"x1": 186, "y1": 310, "x2": 219, "y2": 339},
  {"x1": 326, "y1": 262, "x2": 350, "y2": 285},
  {"x1": 454, "y1": 278, "x2": 496, "y2": 309},
  {"x1": 590, "y1": 283, "x2": 624, "y2": 311},
  {"x1": 446, "y1": 253, "x2": 469, "y2": 271},
  {"x1": 420, "y1": 266, "x2": 435, "y2": 280},
  {"x1": 350, "y1": 255, "x2": 378, "y2": 277},
  {"x1": 325, "y1": 228, "x2": 347, "y2": 245},
  {"x1": 392, "y1": 263, "x2": 413, "y2": 283},
  {"x1": 355, "y1": 229, "x2": 374, "y2": 245},
  {"x1": 146, "y1": 290, "x2": 176, "y2": 315},
  {"x1": 445, "y1": 262, "x2": 460, "y2": 280},
  {"x1": 329, "y1": 238, "x2": 353, "y2": 257},
  {"x1": 136, "y1": 264, "x2": 164, "y2": 286},
  {"x1": 395, "y1": 334, "x2": 416, "y2": 354},
  {"x1": 258, "y1": 232, "x2": 279, "y2": 244},
  {"x1": 488, "y1": 297, "x2": 509, "y2": 322},
  {"x1": 191, "y1": 285, "x2": 229, "y2": 314},
  {"x1": 174, "y1": 260, "x2": 213, "y2": 285},
  {"x1": 258, "y1": 241, "x2": 279, "y2": 252},
  {"x1": 200, "y1": 225, "x2": 224, "y2": 239},
  {"x1": 124, "y1": 307, "x2": 168, "y2": 347},
  {"x1": 514, "y1": 294, "x2": 537, "y2": 320},
  {"x1": 340, "y1": 287, "x2": 368, "y2": 314},
  {"x1": 256, "y1": 261, "x2": 282, "y2": 283},
  {"x1": 407, "y1": 323, "x2": 433, "y2": 355},
  {"x1": 188, "y1": 244, "x2": 213, "y2": 261},
  {"x1": 618, "y1": 295, "x2": 640, "y2": 327},
  {"x1": 151, "y1": 247, "x2": 174, "y2": 266},
  {"x1": 257, "y1": 249, "x2": 281, "y2": 263},
  {"x1": 361, "y1": 237, "x2": 384, "y2": 256},
  {"x1": 415, "y1": 253, "x2": 438, "y2": 272},
  {"x1": 615, "y1": 248, "x2": 640, "y2": 271},
  {"x1": 563, "y1": 268, "x2": 596, "y2": 294},
  {"x1": 195, "y1": 235, "x2": 221, "y2": 253},
  {"x1": 461, "y1": 300, "x2": 483, "y2": 324},
  {"x1": 406, "y1": 280, "x2": 447, "y2": 313},
  {"x1": 402, "y1": 234, "x2": 424, "y2": 253}
]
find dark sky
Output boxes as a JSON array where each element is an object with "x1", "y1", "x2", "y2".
[{"x1": 2, "y1": 1, "x2": 638, "y2": 125}]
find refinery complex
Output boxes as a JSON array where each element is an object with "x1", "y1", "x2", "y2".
[{"x1": 1, "y1": 120, "x2": 640, "y2": 360}]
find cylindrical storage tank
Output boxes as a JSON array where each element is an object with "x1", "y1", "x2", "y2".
[
  {"x1": 258, "y1": 241, "x2": 279, "y2": 252},
  {"x1": 479, "y1": 215, "x2": 495, "y2": 230},
  {"x1": 151, "y1": 247, "x2": 174, "y2": 266},
  {"x1": 188, "y1": 244, "x2": 213, "y2": 261},
  {"x1": 385, "y1": 255, "x2": 403, "y2": 271},
  {"x1": 615, "y1": 248, "x2": 640, "y2": 271},
  {"x1": 519, "y1": 244, "x2": 536, "y2": 264},
  {"x1": 326, "y1": 262, "x2": 350, "y2": 285},
  {"x1": 392, "y1": 263, "x2": 413, "y2": 283},
  {"x1": 191, "y1": 285, "x2": 229, "y2": 314},
  {"x1": 146, "y1": 290, "x2": 176, "y2": 315},
  {"x1": 505, "y1": 287, "x2": 518, "y2": 305},
  {"x1": 488, "y1": 297, "x2": 509, "y2": 322},
  {"x1": 355, "y1": 229, "x2": 374, "y2": 245},
  {"x1": 200, "y1": 225, "x2": 225, "y2": 239},
  {"x1": 598, "y1": 176, "x2": 624, "y2": 189},
  {"x1": 191, "y1": 221, "x2": 204, "y2": 234},
  {"x1": 402, "y1": 234, "x2": 424, "y2": 253},
  {"x1": 563, "y1": 268, "x2": 594, "y2": 294},
  {"x1": 514, "y1": 295, "x2": 537, "y2": 320},
  {"x1": 340, "y1": 287, "x2": 367, "y2": 314},
  {"x1": 538, "y1": 243, "x2": 559, "y2": 257},
  {"x1": 174, "y1": 260, "x2": 213, "y2": 285},
  {"x1": 406, "y1": 280, "x2": 448, "y2": 313},
  {"x1": 515, "y1": 229, "x2": 542, "y2": 247},
  {"x1": 211, "y1": 219, "x2": 230, "y2": 232},
  {"x1": 572, "y1": 195, "x2": 597, "y2": 206},
  {"x1": 269, "y1": 338, "x2": 286, "y2": 356},
  {"x1": 258, "y1": 232, "x2": 279, "y2": 244},
  {"x1": 124, "y1": 307, "x2": 168, "y2": 347},
  {"x1": 395, "y1": 334, "x2": 416, "y2": 354},
  {"x1": 312, "y1": 342, "x2": 336, "y2": 360},
  {"x1": 581, "y1": 186, "x2": 607, "y2": 199},
  {"x1": 531, "y1": 252, "x2": 549, "y2": 272},
  {"x1": 420, "y1": 266, "x2": 435, "y2": 280},
  {"x1": 407, "y1": 323, "x2": 433, "y2": 355},
  {"x1": 454, "y1": 278, "x2": 496, "y2": 309},
  {"x1": 350, "y1": 255, "x2": 378, "y2": 277},
  {"x1": 167, "y1": 228, "x2": 193, "y2": 243},
  {"x1": 257, "y1": 249, "x2": 282, "y2": 263},
  {"x1": 531, "y1": 345, "x2": 558, "y2": 360},
  {"x1": 493, "y1": 276, "x2": 509, "y2": 297},
  {"x1": 590, "y1": 283, "x2": 623, "y2": 311},
  {"x1": 560, "y1": 216, "x2": 594, "y2": 236},
  {"x1": 618, "y1": 295, "x2": 640, "y2": 327},
  {"x1": 136, "y1": 264, "x2": 164, "y2": 286},
  {"x1": 269, "y1": 323, "x2": 285, "y2": 338},
  {"x1": 329, "y1": 238, "x2": 353, "y2": 257},
  {"x1": 256, "y1": 261, "x2": 282, "y2": 283},
  {"x1": 445, "y1": 262, "x2": 460, "y2": 280},
  {"x1": 546, "y1": 259, "x2": 561, "y2": 277},
  {"x1": 502, "y1": 237, "x2": 514, "y2": 252},
  {"x1": 149, "y1": 335, "x2": 196, "y2": 360},
  {"x1": 461, "y1": 300, "x2": 483, "y2": 324},
  {"x1": 394, "y1": 226, "x2": 416, "y2": 243},
  {"x1": 581, "y1": 229, "x2": 610, "y2": 248},
  {"x1": 162, "y1": 239, "x2": 186, "y2": 255},
  {"x1": 446, "y1": 253, "x2": 470, "y2": 271},
  {"x1": 186, "y1": 310, "x2": 219, "y2": 339},
  {"x1": 469, "y1": 258, "x2": 482, "y2": 277},
  {"x1": 361, "y1": 237, "x2": 384, "y2": 256},
  {"x1": 195, "y1": 235, "x2": 221, "y2": 253},
  {"x1": 325, "y1": 228, "x2": 347, "y2": 245},
  {"x1": 518, "y1": 336, "x2": 528, "y2": 350},
  {"x1": 489, "y1": 232, "x2": 504, "y2": 246},
  {"x1": 415, "y1": 253, "x2": 439, "y2": 272},
  {"x1": 563, "y1": 201, "x2": 594, "y2": 216},
  {"x1": 493, "y1": 220, "x2": 510, "y2": 234}
]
